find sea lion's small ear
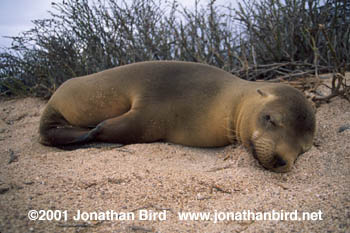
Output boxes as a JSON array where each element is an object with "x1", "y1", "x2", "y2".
[{"x1": 257, "y1": 89, "x2": 268, "y2": 97}]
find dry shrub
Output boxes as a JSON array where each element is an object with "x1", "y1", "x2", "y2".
[{"x1": 0, "y1": 0, "x2": 349, "y2": 100}]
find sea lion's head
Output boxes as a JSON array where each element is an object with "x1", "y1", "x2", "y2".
[{"x1": 238, "y1": 85, "x2": 316, "y2": 173}]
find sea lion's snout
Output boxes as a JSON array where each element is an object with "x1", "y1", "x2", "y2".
[
  {"x1": 259, "y1": 153, "x2": 293, "y2": 173},
  {"x1": 249, "y1": 136, "x2": 289, "y2": 172},
  {"x1": 269, "y1": 153, "x2": 293, "y2": 173},
  {"x1": 251, "y1": 143, "x2": 293, "y2": 173},
  {"x1": 272, "y1": 154, "x2": 287, "y2": 168},
  {"x1": 249, "y1": 127, "x2": 308, "y2": 173}
]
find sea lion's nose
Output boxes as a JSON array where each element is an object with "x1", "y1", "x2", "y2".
[{"x1": 273, "y1": 154, "x2": 287, "y2": 168}]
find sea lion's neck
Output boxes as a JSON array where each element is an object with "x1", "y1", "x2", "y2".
[{"x1": 227, "y1": 79, "x2": 265, "y2": 146}]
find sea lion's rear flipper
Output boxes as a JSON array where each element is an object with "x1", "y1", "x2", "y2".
[
  {"x1": 39, "y1": 105, "x2": 98, "y2": 146},
  {"x1": 40, "y1": 126, "x2": 97, "y2": 146}
]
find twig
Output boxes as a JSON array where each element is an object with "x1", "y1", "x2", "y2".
[
  {"x1": 128, "y1": 225, "x2": 153, "y2": 232},
  {"x1": 207, "y1": 164, "x2": 234, "y2": 172},
  {"x1": 211, "y1": 184, "x2": 232, "y2": 194},
  {"x1": 57, "y1": 223, "x2": 90, "y2": 228}
]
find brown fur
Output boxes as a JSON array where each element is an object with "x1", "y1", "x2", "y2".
[{"x1": 39, "y1": 61, "x2": 316, "y2": 172}]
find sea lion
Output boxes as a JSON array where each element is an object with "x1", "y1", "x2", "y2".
[{"x1": 39, "y1": 61, "x2": 316, "y2": 172}]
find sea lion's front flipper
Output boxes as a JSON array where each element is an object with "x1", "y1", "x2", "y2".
[{"x1": 94, "y1": 110, "x2": 163, "y2": 144}]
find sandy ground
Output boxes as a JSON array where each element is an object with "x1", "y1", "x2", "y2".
[{"x1": 0, "y1": 78, "x2": 349, "y2": 232}]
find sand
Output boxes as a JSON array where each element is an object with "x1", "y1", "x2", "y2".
[{"x1": 0, "y1": 78, "x2": 349, "y2": 232}]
